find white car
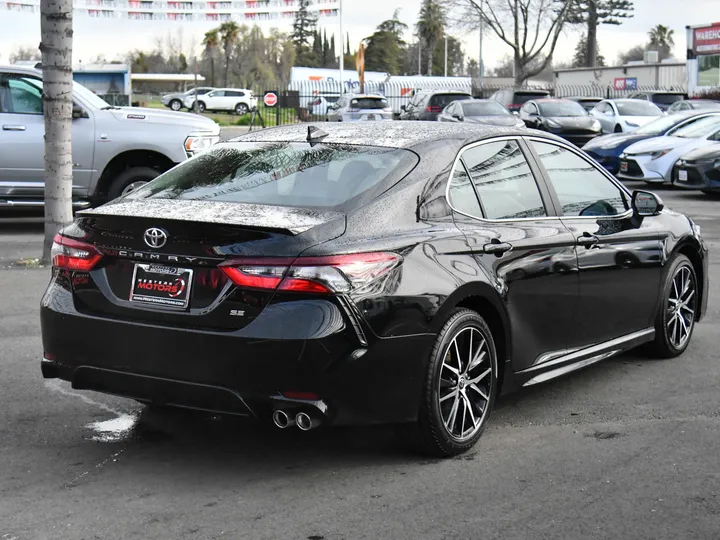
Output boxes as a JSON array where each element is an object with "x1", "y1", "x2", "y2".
[
  {"x1": 590, "y1": 99, "x2": 663, "y2": 134},
  {"x1": 617, "y1": 115, "x2": 720, "y2": 184},
  {"x1": 325, "y1": 94, "x2": 393, "y2": 122},
  {"x1": 184, "y1": 88, "x2": 257, "y2": 115}
]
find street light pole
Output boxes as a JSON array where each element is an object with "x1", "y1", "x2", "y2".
[
  {"x1": 478, "y1": 0, "x2": 484, "y2": 78},
  {"x1": 338, "y1": 0, "x2": 344, "y2": 94}
]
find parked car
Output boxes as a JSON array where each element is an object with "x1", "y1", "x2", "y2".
[
  {"x1": 488, "y1": 88, "x2": 551, "y2": 114},
  {"x1": 41, "y1": 122, "x2": 708, "y2": 457},
  {"x1": 672, "y1": 144, "x2": 720, "y2": 194},
  {"x1": 0, "y1": 65, "x2": 220, "y2": 208},
  {"x1": 437, "y1": 99, "x2": 525, "y2": 127},
  {"x1": 308, "y1": 92, "x2": 341, "y2": 117},
  {"x1": 519, "y1": 98, "x2": 602, "y2": 146},
  {"x1": 590, "y1": 99, "x2": 663, "y2": 133},
  {"x1": 161, "y1": 87, "x2": 214, "y2": 111},
  {"x1": 185, "y1": 88, "x2": 257, "y2": 115},
  {"x1": 617, "y1": 115, "x2": 720, "y2": 184},
  {"x1": 399, "y1": 90, "x2": 472, "y2": 121},
  {"x1": 627, "y1": 91, "x2": 689, "y2": 112},
  {"x1": 583, "y1": 110, "x2": 720, "y2": 174},
  {"x1": 565, "y1": 96, "x2": 604, "y2": 112},
  {"x1": 326, "y1": 94, "x2": 393, "y2": 121},
  {"x1": 666, "y1": 99, "x2": 720, "y2": 113}
]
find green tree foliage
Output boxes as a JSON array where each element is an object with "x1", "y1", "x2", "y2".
[
  {"x1": 178, "y1": 53, "x2": 188, "y2": 73},
  {"x1": 292, "y1": 0, "x2": 318, "y2": 67},
  {"x1": 364, "y1": 10, "x2": 408, "y2": 74},
  {"x1": 570, "y1": 1, "x2": 633, "y2": 67},
  {"x1": 431, "y1": 35, "x2": 464, "y2": 76},
  {"x1": 572, "y1": 34, "x2": 605, "y2": 67},
  {"x1": 202, "y1": 29, "x2": 219, "y2": 86},
  {"x1": 648, "y1": 24, "x2": 675, "y2": 59},
  {"x1": 416, "y1": 0, "x2": 446, "y2": 76},
  {"x1": 219, "y1": 21, "x2": 240, "y2": 86}
]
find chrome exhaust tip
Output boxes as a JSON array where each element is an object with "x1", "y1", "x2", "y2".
[
  {"x1": 272, "y1": 409, "x2": 295, "y2": 429},
  {"x1": 296, "y1": 412, "x2": 320, "y2": 431}
]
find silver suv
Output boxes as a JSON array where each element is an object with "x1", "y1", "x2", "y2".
[{"x1": 0, "y1": 65, "x2": 220, "y2": 208}]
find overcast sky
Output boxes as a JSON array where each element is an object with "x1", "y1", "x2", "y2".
[{"x1": 0, "y1": 0, "x2": 715, "y2": 70}]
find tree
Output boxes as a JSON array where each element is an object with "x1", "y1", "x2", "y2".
[
  {"x1": 572, "y1": 33, "x2": 605, "y2": 67},
  {"x1": 178, "y1": 52, "x2": 188, "y2": 73},
  {"x1": 432, "y1": 35, "x2": 464, "y2": 76},
  {"x1": 570, "y1": 1, "x2": 633, "y2": 67},
  {"x1": 10, "y1": 46, "x2": 41, "y2": 64},
  {"x1": 291, "y1": 0, "x2": 318, "y2": 67},
  {"x1": 219, "y1": 21, "x2": 240, "y2": 86},
  {"x1": 466, "y1": 58, "x2": 479, "y2": 77},
  {"x1": 648, "y1": 24, "x2": 675, "y2": 59},
  {"x1": 416, "y1": 0, "x2": 446, "y2": 76},
  {"x1": 202, "y1": 29, "x2": 219, "y2": 86},
  {"x1": 39, "y1": 0, "x2": 73, "y2": 263},
  {"x1": 617, "y1": 43, "x2": 646, "y2": 64},
  {"x1": 452, "y1": 0, "x2": 576, "y2": 85},
  {"x1": 364, "y1": 10, "x2": 408, "y2": 74}
]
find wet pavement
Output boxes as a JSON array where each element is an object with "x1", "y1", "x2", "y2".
[{"x1": 1, "y1": 182, "x2": 720, "y2": 539}]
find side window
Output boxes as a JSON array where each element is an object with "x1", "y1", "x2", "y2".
[
  {"x1": 460, "y1": 140, "x2": 547, "y2": 220},
  {"x1": 708, "y1": 129, "x2": 720, "y2": 141},
  {"x1": 448, "y1": 162, "x2": 483, "y2": 217},
  {"x1": 521, "y1": 102, "x2": 533, "y2": 113},
  {"x1": 211, "y1": 90, "x2": 225, "y2": 97},
  {"x1": 531, "y1": 140, "x2": 629, "y2": 217},
  {"x1": 1, "y1": 76, "x2": 43, "y2": 114},
  {"x1": 445, "y1": 102, "x2": 455, "y2": 115}
]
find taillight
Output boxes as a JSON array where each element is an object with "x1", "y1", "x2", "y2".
[
  {"x1": 426, "y1": 106, "x2": 442, "y2": 113},
  {"x1": 219, "y1": 252, "x2": 402, "y2": 294},
  {"x1": 51, "y1": 234, "x2": 102, "y2": 271}
]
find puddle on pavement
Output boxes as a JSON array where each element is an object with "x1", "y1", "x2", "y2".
[{"x1": 86, "y1": 413, "x2": 138, "y2": 443}]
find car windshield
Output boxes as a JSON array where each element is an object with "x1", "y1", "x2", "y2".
[
  {"x1": 538, "y1": 101, "x2": 587, "y2": 116},
  {"x1": 690, "y1": 100, "x2": 720, "y2": 109},
  {"x1": 461, "y1": 101, "x2": 510, "y2": 116},
  {"x1": 350, "y1": 97, "x2": 388, "y2": 110},
  {"x1": 674, "y1": 115, "x2": 720, "y2": 138},
  {"x1": 430, "y1": 93, "x2": 472, "y2": 108},
  {"x1": 615, "y1": 101, "x2": 662, "y2": 117},
  {"x1": 125, "y1": 142, "x2": 419, "y2": 211},
  {"x1": 24, "y1": 77, "x2": 111, "y2": 109},
  {"x1": 634, "y1": 115, "x2": 690, "y2": 135},
  {"x1": 652, "y1": 94, "x2": 686, "y2": 105}
]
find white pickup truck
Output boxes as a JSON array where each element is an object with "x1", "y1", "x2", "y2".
[{"x1": 0, "y1": 64, "x2": 220, "y2": 209}]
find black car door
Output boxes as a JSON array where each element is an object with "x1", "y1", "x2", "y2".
[
  {"x1": 526, "y1": 138, "x2": 663, "y2": 345},
  {"x1": 448, "y1": 137, "x2": 583, "y2": 372}
]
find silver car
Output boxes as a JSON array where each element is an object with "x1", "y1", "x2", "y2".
[{"x1": 326, "y1": 94, "x2": 393, "y2": 122}]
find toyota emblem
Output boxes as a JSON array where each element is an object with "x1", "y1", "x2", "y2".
[{"x1": 144, "y1": 228, "x2": 168, "y2": 249}]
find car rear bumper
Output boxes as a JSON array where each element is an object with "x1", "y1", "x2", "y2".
[{"x1": 40, "y1": 279, "x2": 433, "y2": 426}]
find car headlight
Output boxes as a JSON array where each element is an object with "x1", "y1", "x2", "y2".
[
  {"x1": 650, "y1": 149, "x2": 672, "y2": 160},
  {"x1": 184, "y1": 135, "x2": 219, "y2": 157},
  {"x1": 626, "y1": 121, "x2": 639, "y2": 128},
  {"x1": 545, "y1": 119, "x2": 561, "y2": 128},
  {"x1": 591, "y1": 119, "x2": 602, "y2": 131}
]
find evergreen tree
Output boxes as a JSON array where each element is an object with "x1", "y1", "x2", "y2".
[
  {"x1": 416, "y1": 0, "x2": 446, "y2": 76},
  {"x1": 572, "y1": 34, "x2": 605, "y2": 67},
  {"x1": 330, "y1": 34, "x2": 336, "y2": 68},
  {"x1": 364, "y1": 10, "x2": 408, "y2": 75},
  {"x1": 570, "y1": 0, "x2": 633, "y2": 67},
  {"x1": 312, "y1": 29, "x2": 322, "y2": 65},
  {"x1": 292, "y1": 0, "x2": 318, "y2": 67},
  {"x1": 322, "y1": 29, "x2": 330, "y2": 67}
]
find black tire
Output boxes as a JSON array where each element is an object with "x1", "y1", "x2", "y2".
[
  {"x1": 197, "y1": 101, "x2": 206, "y2": 113},
  {"x1": 647, "y1": 254, "x2": 698, "y2": 358},
  {"x1": 234, "y1": 103, "x2": 249, "y2": 115},
  {"x1": 614, "y1": 124, "x2": 623, "y2": 133},
  {"x1": 169, "y1": 99, "x2": 182, "y2": 111},
  {"x1": 107, "y1": 166, "x2": 160, "y2": 200},
  {"x1": 396, "y1": 308, "x2": 498, "y2": 457}
]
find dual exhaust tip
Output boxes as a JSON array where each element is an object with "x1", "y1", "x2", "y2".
[{"x1": 272, "y1": 409, "x2": 320, "y2": 431}]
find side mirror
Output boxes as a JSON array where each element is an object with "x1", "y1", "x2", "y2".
[
  {"x1": 401, "y1": 105, "x2": 406, "y2": 111},
  {"x1": 452, "y1": 114, "x2": 462, "y2": 120},
  {"x1": 72, "y1": 105, "x2": 88, "y2": 119},
  {"x1": 632, "y1": 190, "x2": 663, "y2": 217}
]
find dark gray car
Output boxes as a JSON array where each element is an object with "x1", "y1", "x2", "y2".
[
  {"x1": 400, "y1": 90, "x2": 473, "y2": 121},
  {"x1": 437, "y1": 99, "x2": 526, "y2": 128}
]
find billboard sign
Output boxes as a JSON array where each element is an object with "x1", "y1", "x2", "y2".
[{"x1": 694, "y1": 23, "x2": 720, "y2": 54}]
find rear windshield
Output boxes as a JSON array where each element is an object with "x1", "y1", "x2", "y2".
[
  {"x1": 350, "y1": 97, "x2": 388, "y2": 109},
  {"x1": 125, "y1": 142, "x2": 419, "y2": 211},
  {"x1": 615, "y1": 101, "x2": 663, "y2": 117},
  {"x1": 461, "y1": 101, "x2": 510, "y2": 116},
  {"x1": 538, "y1": 101, "x2": 587, "y2": 116},
  {"x1": 430, "y1": 93, "x2": 472, "y2": 108},
  {"x1": 652, "y1": 93, "x2": 687, "y2": 105},
  {"x1": 513, "y1": 92, "x2": 550, "y2": 105}
]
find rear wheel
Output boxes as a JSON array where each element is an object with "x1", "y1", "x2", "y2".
[
  {"x1": 648, "y1": 254, "x2": 697, "y2": 358},
  {"x1": 197, "y1": 101, "x2": 206, "y2": 113},
  {"x1": 397, "y1": 309, "x2": 498, "y2": 457},
  {"x1": 107, "y1": 166, "x2": 160, "y2": 200}
]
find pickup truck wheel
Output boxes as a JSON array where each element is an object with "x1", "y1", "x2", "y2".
[
  {"x1": 197, "y1": 101, "x2": 206, "y2": 113},
  {"x1": 169, "y1": 99, "x2": 182, "y2": 111},
  {"x1": 235, "y1": 103, "x2": 249, "y2": 115},
  {"x1": 108, "y1": 167, "x2": 160, "y2": 200}
]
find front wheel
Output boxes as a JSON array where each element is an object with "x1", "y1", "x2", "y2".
[
  {"x1": 397, "y1": 309, "x2": 498, "y2": 456},
  {"x1": 648, "y1": 254, "x2": 698, "y2": 358},
  {"x1": 107, "y1": 166, "x2": 160, "y2": 200},
  {"x1": 169, "y1": 99, "x2": 182, "y2": 111},
  {"x1": 197, "y1": 101, "x2": 206, "y2": 113}
]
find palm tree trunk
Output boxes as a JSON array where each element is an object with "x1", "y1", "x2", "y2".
[
  {"x1": 40, "y1": 0, "x2": 74, "y2": 264},
  {"x1": 426, "y1": 41, "x2": 434, "y2": 76},
  {"x1": 210, "y1": 56, "x2": 215, "y2": 87}
]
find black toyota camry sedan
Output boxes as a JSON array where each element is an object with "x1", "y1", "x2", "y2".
[{"x1": 41, "y1": 122, "x2": 708, "y2": 456}]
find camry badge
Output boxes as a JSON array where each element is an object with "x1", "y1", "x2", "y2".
[{"x1": 144, "y1": 228, "x2": 168, "y2": 249}]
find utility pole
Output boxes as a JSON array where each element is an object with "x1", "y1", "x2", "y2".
[
  {"x1": 193, "y1": 57, "x2": 198, "y2": 113},
  {"x1": 444, "y1": 36, "x2": 448, "y2": 77},
  {"x1": 338, "y1": 0, "x2": 343, "y2": 94},
  {"x1": 478, "y1": 0, "x2": 485, "y2": 78}
]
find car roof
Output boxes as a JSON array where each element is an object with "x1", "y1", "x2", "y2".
[
  {"x1": 0, "y1": 64, "x2": 41, "y2": 76},
  {"x1": 566, "y1": 96, "x2": 603, "y2": 100},
  {"x1": 534, "y1": 98, "x2": 573, "y2": 102},
  {"x1": 428, "y1": 90, "x2": 472, "y2": 95},
  {"x1": 232, "y1": 122, "x2": 532, "y2": 150},
  {"x1": 347, "y1": 94, "x2": 385, "y2": 99}
]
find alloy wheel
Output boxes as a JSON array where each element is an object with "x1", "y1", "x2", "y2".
[
  {"x1": 170, "y1": 100, "x2": 182, "y2": 111},
  {"x1": 666, "y1": 265, "x2": 696, "y2": 349},
  {"x1": 438, "y1": 326, "x2": 493, "y2": 441}
]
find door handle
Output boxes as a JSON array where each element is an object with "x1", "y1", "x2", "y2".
[
  {"x1": 483, "y1": 240, "x2": 513, "y2": 256},
  {"x1": 2, "y1": 125, "x2": 26, "y2": 131},
  {"x1": 577, "y1": 232, "x2": 600, "y2": 247}
]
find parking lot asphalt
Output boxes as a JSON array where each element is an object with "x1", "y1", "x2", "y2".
[{"x1": 1, "y1": 182, "x2": 719, "y2": 539}]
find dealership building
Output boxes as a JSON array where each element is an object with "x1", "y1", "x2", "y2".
[{"x1": 688, "y1": 22, "x2": 720, "y2": 95}]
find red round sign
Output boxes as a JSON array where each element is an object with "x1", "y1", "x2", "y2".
[{"x1": 264, "y1": 92, "x2": 278, "y2": 107}]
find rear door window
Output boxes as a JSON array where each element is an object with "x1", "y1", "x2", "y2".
[
  {"x1": 430, "y1": 93, "x2": 472, "y2": 109},
  {"x1": 459, "y1": 140, "x2": 547, "y2": 220}
]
